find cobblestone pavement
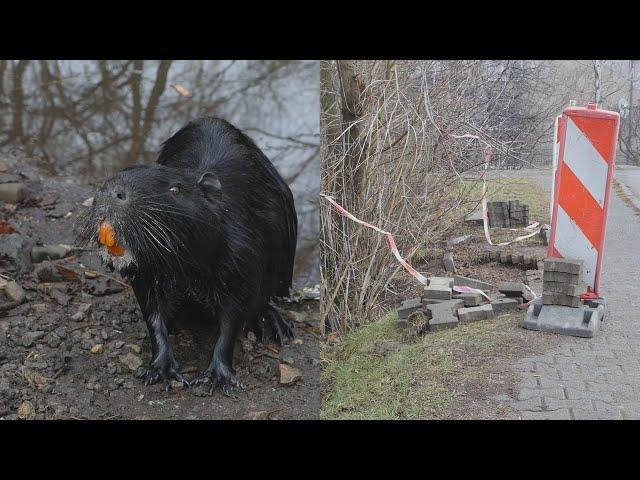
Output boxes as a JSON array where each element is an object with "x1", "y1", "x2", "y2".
[{"x1": 510, "y1": 168, "x2": 640, "y2": 420}]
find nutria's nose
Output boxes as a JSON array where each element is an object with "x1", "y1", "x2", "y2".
[{"x1": 113, "y1": 189, "x2": 127, "y2": 202}]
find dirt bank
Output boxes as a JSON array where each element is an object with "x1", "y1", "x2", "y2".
[{"x1": 0, "y1": 170, "x2": 320, "y2": 420}]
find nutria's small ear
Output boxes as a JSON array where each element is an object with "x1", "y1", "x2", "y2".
[{"x1": 197, "y1": 172, "x2": 222, "y2": 192}]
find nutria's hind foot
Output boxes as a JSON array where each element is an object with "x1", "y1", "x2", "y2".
[
  {"x1": 138, "y1": 354, "x2": 190, "y2": 392},
  {"x1": 190, "y1": 362, "x2": 245, "y2": 397},
  {"x1": 252, "y1": 303, "x2": 294, "y2": 346}
]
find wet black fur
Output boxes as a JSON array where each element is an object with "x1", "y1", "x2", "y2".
[{"x1": 77, "y1": 117, "x2": 297, "y2": 393}]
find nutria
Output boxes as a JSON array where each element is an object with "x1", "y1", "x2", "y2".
[{"x1": 78, "y1": 117, "x2": 297, "y2": 394}]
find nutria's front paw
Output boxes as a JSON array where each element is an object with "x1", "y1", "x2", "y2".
[
  {"x1": 253, "y1": 304, "x2": 294, "y2": 346},
  {"x1": 191, "y1": 362, "x2": 244, "y2": 396},
  {"x1": 138, "y1": 355, "x2": 189, "y2": 392}
]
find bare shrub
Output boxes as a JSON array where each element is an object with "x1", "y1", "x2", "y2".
[{"x1": 320, "y1": 60, "x2": 566, "y2": 334}]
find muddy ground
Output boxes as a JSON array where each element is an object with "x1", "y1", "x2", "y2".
[{"x1": 0, "y1": 169, "x2": 320, "y2": 420}]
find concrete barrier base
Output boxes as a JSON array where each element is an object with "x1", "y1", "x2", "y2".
[{"x1": 522, "y1": 298, "x2": 605, "y2": 338}]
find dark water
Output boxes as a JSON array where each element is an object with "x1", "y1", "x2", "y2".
[{"x1": 0, "y1": 60, "x2": 319, "y2": 287}]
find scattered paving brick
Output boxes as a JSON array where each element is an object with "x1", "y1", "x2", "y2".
[
  {"x1": 428, "y1": 276, "x2": 454, "y2": 288},
  {"x1": 443, "y1": 252, "x2": 456, "y2": 273},
  {"x1": 447, "y1": 234, "x2": 472, "y2": 247},
  {"x1": 465, "y1": 211, "x2": 483, "y2": 225},
  {"x1": 453, "y1": 292, "x2": 484, "y2": 307},
  {"x1": 453, "y1": 275, "x2": 493, "y2": 291},
  {"x1": 429, "y1": 315, "x2": 458, "y2": 331},
  {"x1": 422, "y1": 286, "x2": 452, "y2": 301},
  {"x1": 491, "y1": 297, "x2": 520, "y2": 315},
  {"x1": 397, "y1": 297, "x2": 423, "y2": 322},
  {"x1": 498, "y1": 281, "x2": 527, "y2": 297},
  {"x1": 426, "y1": 299, "x2": 463, "y2": 330},
  {"x1": 457, "y1": 304, "x2": 495, "y2": 323}
]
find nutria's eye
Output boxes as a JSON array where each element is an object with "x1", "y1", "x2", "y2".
[{"x1": 169, "y1": 186, "x2": 180, "y2": 194}]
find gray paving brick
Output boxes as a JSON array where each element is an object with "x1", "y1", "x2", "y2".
[
  {"x1": 544, "y1": 397, "x2": 593, "y2": 412},
  {"x1": 512, "y1": 397, "x2": 544, "y2": 412},
  {"x1": 571, "y1": 408, "x2": 615, "y2": 420},
  {"x1": 516, "y1": 387, "x2": 564, "y2": 402},
  {"x1": 520, "y1": 408, "x2": 572, "y2": 420},
  {"x1": 518, "y1": 376, "x2": 541, "y2": 390}
]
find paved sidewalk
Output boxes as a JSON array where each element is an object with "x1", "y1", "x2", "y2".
[{"x1": 510, "y1": 186, "x2": 640, "y2": 419}]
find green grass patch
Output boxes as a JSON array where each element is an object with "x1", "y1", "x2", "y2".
[
  {"x1": 613, "y1": 180, "x2": 640, "y2": 219},
  {"x1": 321, "y1": 310, "x2": 523, "y2": 420},
  {"x1": 457, "y1": 176, "x2": 550, "y2": 245}
]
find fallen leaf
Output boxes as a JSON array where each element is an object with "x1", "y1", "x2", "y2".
[
  {"x1": 0, "y1": 220, "x2": 16, "y2": 234},
  {"x1": 54, "y1": 264, "x2": 81, "y2": 282}
]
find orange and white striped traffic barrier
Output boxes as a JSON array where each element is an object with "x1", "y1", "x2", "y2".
[
  {"x1": 549, "y1": 114, "x2": 562, "y2": 222},
  {"x1": 547, "y1": 103, "x2": 620, "y2": 299}
]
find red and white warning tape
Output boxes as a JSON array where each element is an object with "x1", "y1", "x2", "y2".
[
  {"x1": 321, "y1": 194, "x2": 429, "y2": 287},
  {"x1": 321, "y1": 194, "x2": 491, "y2": 300},
  {"x1": 321, "y1": 132, "x2": 546, "y2": 301},
  {"x1": 444, "y1": 133, "x2": 543, "y2": 246}
]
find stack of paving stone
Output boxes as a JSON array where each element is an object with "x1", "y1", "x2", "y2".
[
  {"x1": 487, "y1": 200, "x2": 530, "y2": 228},
  {"x1": 542, "y1": 258, "x2": 587, "y2": 308}
]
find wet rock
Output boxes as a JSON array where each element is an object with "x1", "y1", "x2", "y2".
[
  {"x1": 90, "y1": 344, "x2": 104, "y2": 354},
  {"x1": 49, "y1": 288, "x2": 71, "y2": 307},
  {"x1": 1, "y1": 280, "x2": 26, "y2": 303},
  {"x1": 119, "y1": 352, "x2": 143, "y2": 372},
  {"x1": 33, "y1": 261, "x2": 64, "y2": 282},
  {"x1": 0, "y1": 233, "x2": 34, "y2": 272},
  {"x1": 70, "y1": 303, "x2": 92, "y2": 321},
  {"x1": 31, "y1": 244, "x2": 75, "y2": 263},
  {"x1": 17, "y1": 401, "x2": 36, "y2": 420},
  {"x1": 21, "y1": 331, "x2": 46, "y2": 348},
  {"x1": 170, "y1": 380, "x2": 185, "y2": 390},
  {"x1": 0, "y1": 183, "x2": 27, "y2": 203},
  {"x1": 278, "y1": 363, "x2": 302, "y2": 385},
  {"x1": 86, "y1": 277, "x2": 125, "y2": 296},
  {"x1": 46, "y1": 334, "x2": 62, "y2": 348}
]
